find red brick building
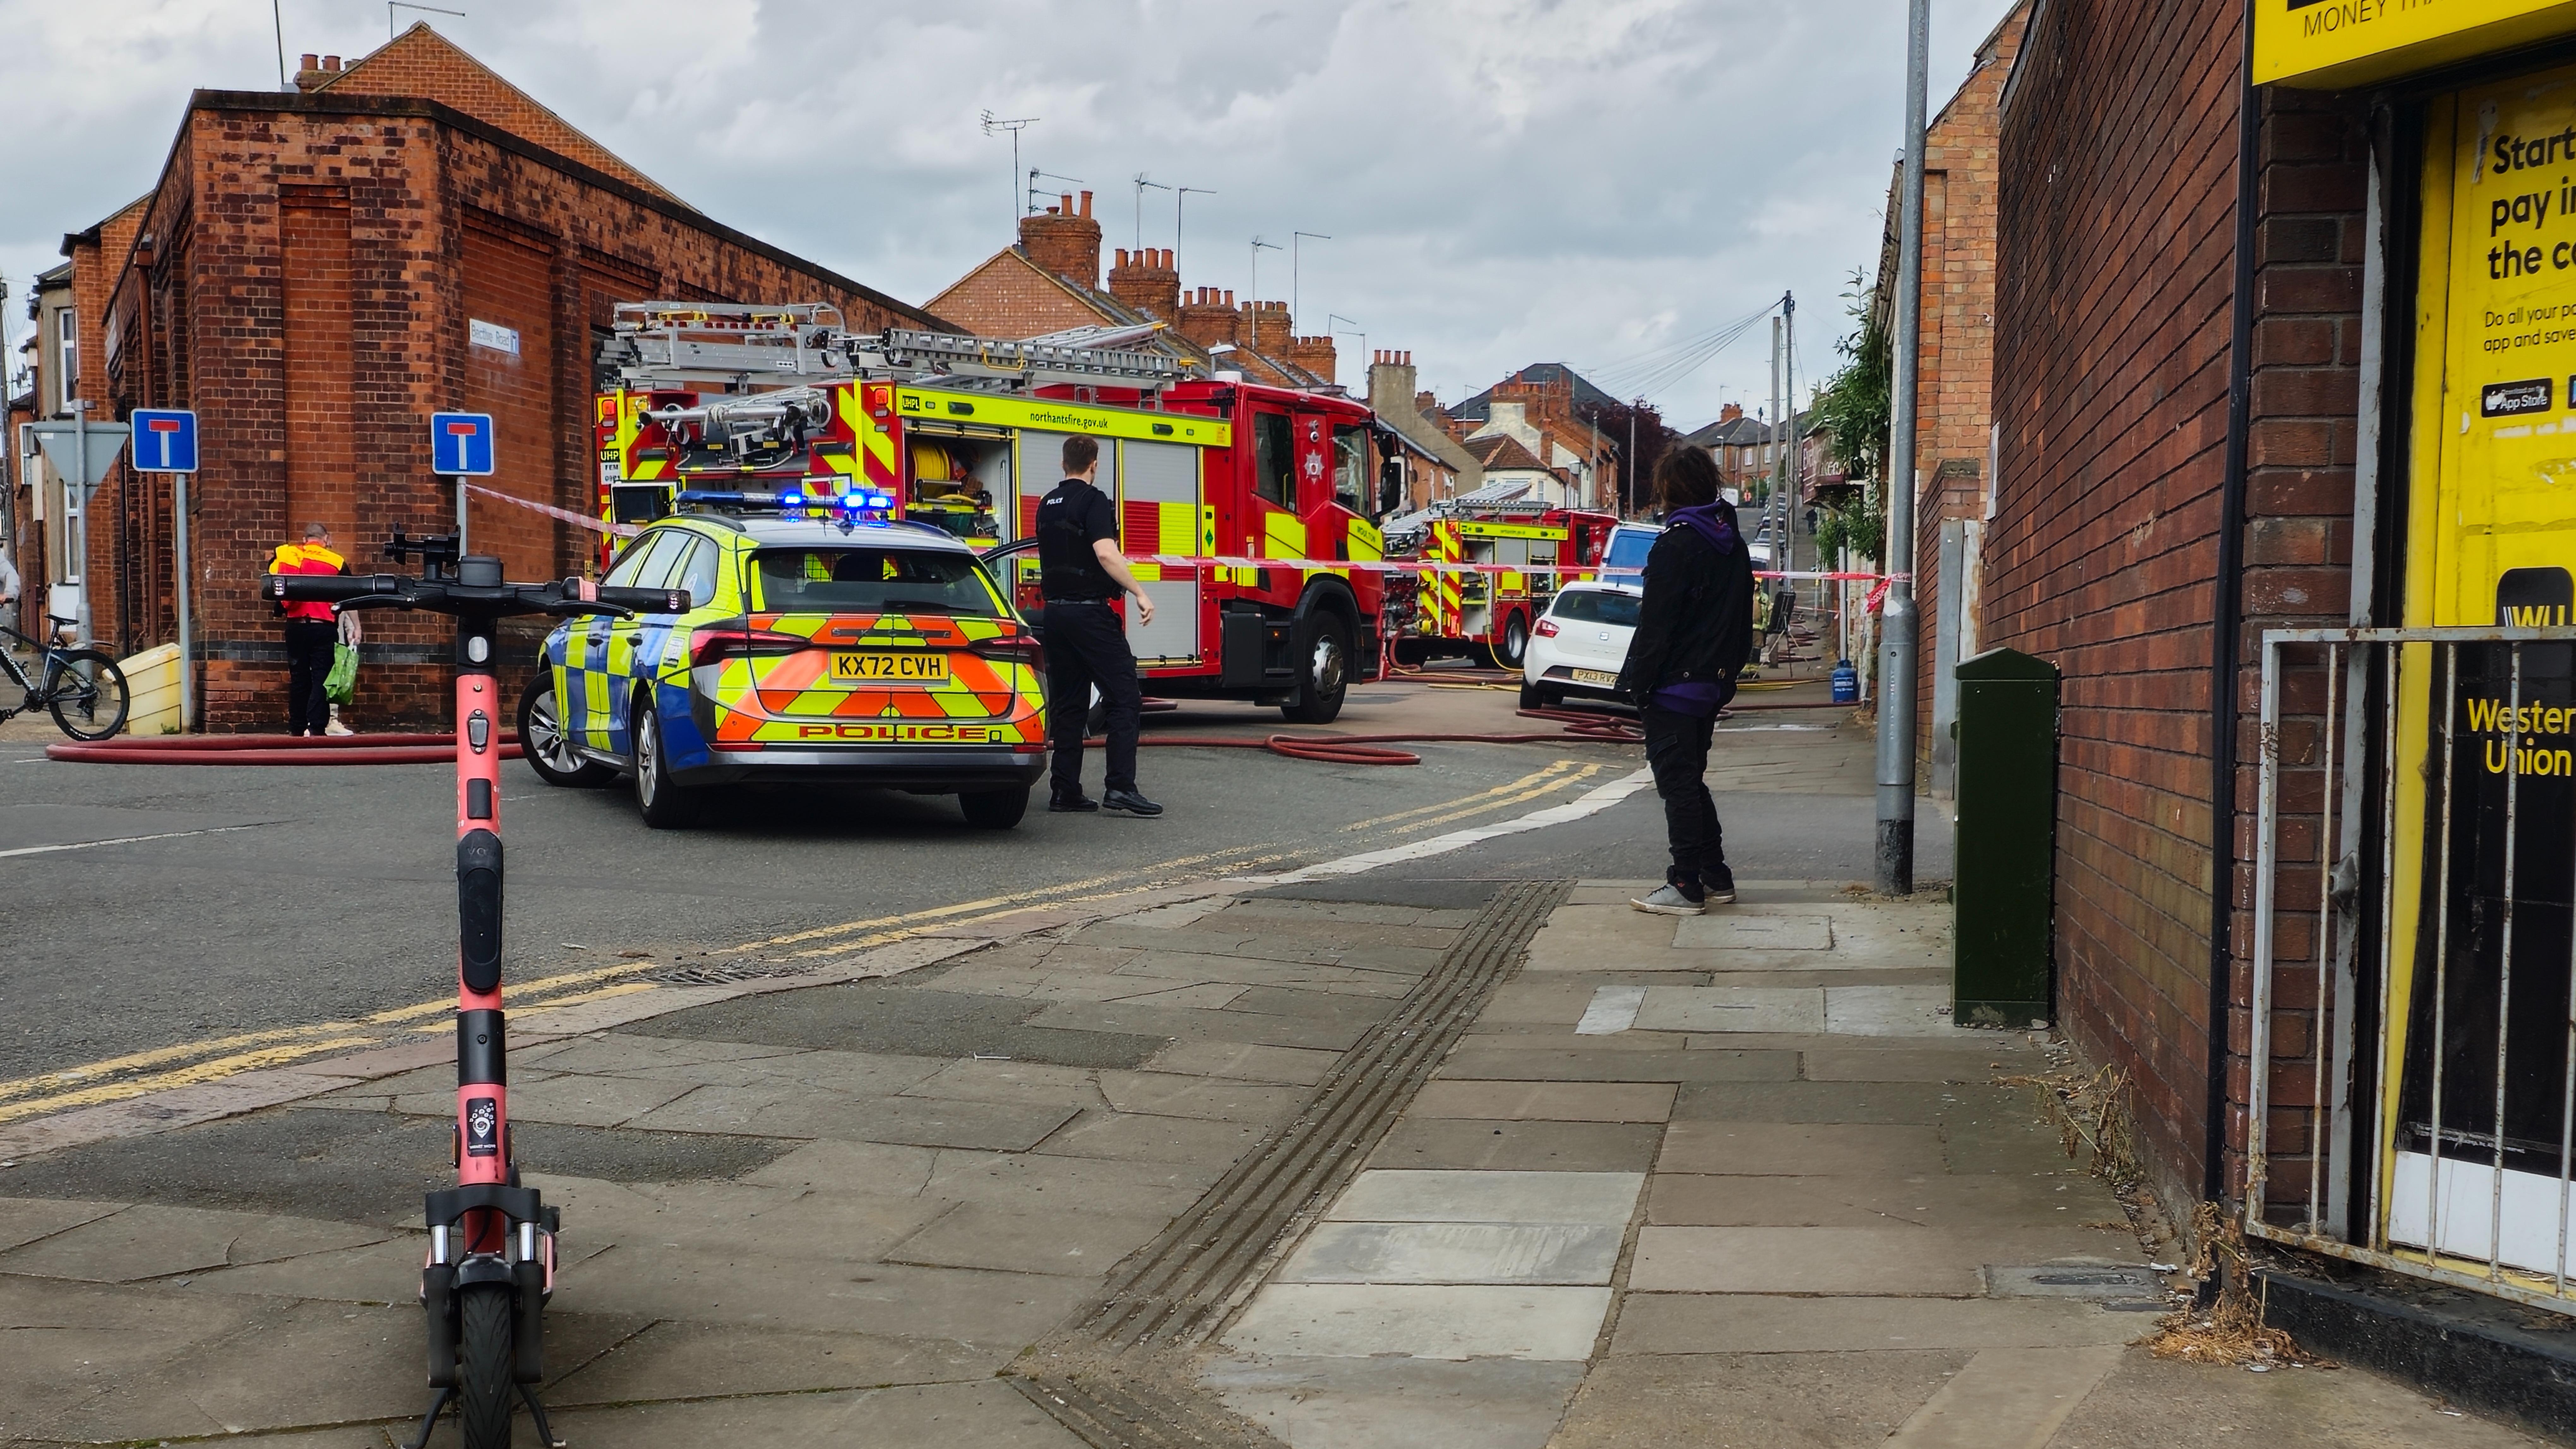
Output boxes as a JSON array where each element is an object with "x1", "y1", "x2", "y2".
[
  {"x1": 1986, "y1": 3, "x2": 2368, "y2": 1225},
  {"x1": 37, "y1": 26, "x2": 940, "y2": 728},
  {"x1": 927, "y1": 193, "x2": 1339, "y2": 390}
]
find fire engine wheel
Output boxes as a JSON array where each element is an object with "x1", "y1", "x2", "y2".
[
  {"x1": 1478, "y1": 612, "x2": 1531, "y2": 671},
  {"x1": 1280, "y1": 614, "x2": 1351, "y2": 725},
  {"x1": 631, "y1": 698, "x2": 702, "y2": 830},
  {"x1": 520, "y1": 674, "x2": 613, "y2": 788}
]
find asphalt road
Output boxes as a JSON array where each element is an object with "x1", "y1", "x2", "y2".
[
  {"x1": 0, "y1": 671, "x2": 1947, "y2": 1115},
  {"x1": 0, "y1": 679, "x2": 1621, "y2": 1082}
]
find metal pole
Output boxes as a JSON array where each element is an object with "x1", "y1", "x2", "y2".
[
  {"x1": 1876, "y1": 0, "x2": 1931, "y2": 896},
  {"x1": 173, "y1": 471, "x2": 192, "y2": 731},
  {"x1": 455, "y1": 474, "x2": 468, "y2": 555},
  {"x1": 72, "y1": 402, "x2": 91, "y2": 647},
  {"x1": 1784, "y1": 292, "x2": 1799, "y2": 603},
  {"x1": 1768, "y1": 317, "x2": 1781, "y2": 534}
]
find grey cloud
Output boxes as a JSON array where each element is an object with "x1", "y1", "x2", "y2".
[{"x1": 0, "y1": 0, "x2": 2016, "y2": 430}]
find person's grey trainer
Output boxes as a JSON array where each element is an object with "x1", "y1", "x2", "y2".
[{"x1": 1630, "y1": 883, "x2": 1706, "y2": 916}]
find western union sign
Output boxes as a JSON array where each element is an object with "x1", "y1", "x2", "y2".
[{"x1": 2256, "y1": 0, "x2": 2576, "y2": 89}]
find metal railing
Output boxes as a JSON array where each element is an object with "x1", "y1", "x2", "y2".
[{"x1": 2247, "y1": 624, "x2": 2576, "y2": 1313}]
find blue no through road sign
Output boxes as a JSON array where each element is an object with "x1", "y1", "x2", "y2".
[
  {"x1": 430, "y1": 412, "x2": 496, "y2": 476},
  {"x1": 128, "y1": 409, "x2": 198, "y2": 473}
]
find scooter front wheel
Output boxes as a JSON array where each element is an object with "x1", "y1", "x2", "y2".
[{"x1": 456, "y1": 1282, "x2": 515, "y2": 1449}]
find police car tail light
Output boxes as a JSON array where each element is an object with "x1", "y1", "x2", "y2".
[
  {"x1": 968, "y1": 632, "x2": 1045, "y2": 669},
  {"x1": 689, "y1": 626, "x2": 806, "y2": 666},
  {"x1": 1534, "y1": 618, "x2": 1560, "y2": 637}
]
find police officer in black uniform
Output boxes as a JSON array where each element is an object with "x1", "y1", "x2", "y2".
[{"x1": 1035, "y1": 435, "x2": 1163, "y2": 816}]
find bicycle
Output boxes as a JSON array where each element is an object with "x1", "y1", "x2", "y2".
[
  {"x1": 267, "y1": 533, "x2": 686, "y2": 1449},
  {"x1": 0, "y1": 616, "x2": 130, "y2": 740}
]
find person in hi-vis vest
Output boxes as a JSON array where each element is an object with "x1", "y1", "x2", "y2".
[{"x1": 268, "y1": 522, "x2": 348, "y2": 736}]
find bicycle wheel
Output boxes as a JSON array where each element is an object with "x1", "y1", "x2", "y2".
[
  {"x1": 455, "y1": 1282, "x2": 515, "y2": 1449},
  {"x1": 46, "y1": 650, "x2": 128, "y2": 741}
]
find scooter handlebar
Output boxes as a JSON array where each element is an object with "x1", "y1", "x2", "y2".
[{"x1": 264, "y1": 573, "x2": 690, "y2": 619}]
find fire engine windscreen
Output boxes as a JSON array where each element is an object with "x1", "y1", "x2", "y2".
[{"x1": 752, "y1": 548, "x2": 1006, "y2": 617}]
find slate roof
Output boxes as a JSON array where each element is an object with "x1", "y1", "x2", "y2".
[
  {"x1": 1448, "y1": 362, "x2": 1624, "y2": 423},
  {"x1": 1463, "y1": 433, "x2": 1551, "y2": 473}
]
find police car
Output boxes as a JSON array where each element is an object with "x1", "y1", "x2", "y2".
[{"x1": 517, "y1": 489, "x2": 1048, "y2": 829}]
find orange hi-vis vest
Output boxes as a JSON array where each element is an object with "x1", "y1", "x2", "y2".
[{"x1": 269, "y1": 542, "x2": 347, "y2": 623}]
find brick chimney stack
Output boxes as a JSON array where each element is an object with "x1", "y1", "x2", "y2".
[
  {"x1": 1241, "y1": 299, "x2": 1291, "y2": 356},
  {"x1": 1371, "y1": 349, "x2": 1419, "y2": 412},
  {"x1": 1176, "y1": 286, "x2": 1240, "y2": 349},
  {"x1": 1284, "y1": 335, "x2": 1337, "y2": 384},
  {"x1": 1018, "y1": 189, "x2": 1102, "y2": 288},
  {"x1": 1719, "y1": 402, "x2": 1743, "y2": 423},
  {"x1": 294, "y1": 53, "x2": 343, "y2": 91},
  {"x1": 1106, "y1": 247, "x2": 1180, "y2": 319}
]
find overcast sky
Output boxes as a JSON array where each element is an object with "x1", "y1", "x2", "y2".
[{"x1": 1, "y1": 0, "x2": 2018, "y2": 434}]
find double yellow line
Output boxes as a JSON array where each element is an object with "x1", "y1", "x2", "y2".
[{"x1": 1339, "y1": 759, "x2": 1602, "y2": 836}]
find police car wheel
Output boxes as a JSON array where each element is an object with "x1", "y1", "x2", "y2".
[
  {"x1": 959, "y1": 785, "x2": 1030, "y2": 830},
  {"x1": 520, "y1": 674, "x2": 613, "y2": 788},
  {"x1": 631, "y1": 697, "x2": 702, "y2": 829},
  {"x1": 1280, "y1": 613, "x2": 1350, "y2": 725}
]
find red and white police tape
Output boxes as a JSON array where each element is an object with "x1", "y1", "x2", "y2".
[{"x1": 463, "y1": 483, "x2": 1906, "y2": 588}]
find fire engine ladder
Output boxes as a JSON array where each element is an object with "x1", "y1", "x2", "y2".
[
  {"x1": 876, "y1": 328, "x2": 1180, "y2": 394},
  {"x1": 601, "y1": 302, "x2": 1182, "y2": 395}
]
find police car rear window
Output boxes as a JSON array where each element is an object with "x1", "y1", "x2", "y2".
[
  {"x1": 1550, "y1": 589, "x2": 1641, "y2": 628},
  {"x1": 752, "y1": 548, "x2": 1002, "y2": 616}
]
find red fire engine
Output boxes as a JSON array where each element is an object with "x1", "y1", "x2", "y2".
[
  {"x1": 1381, "y1": 499, "x2": 1621, "y2": 668},
  {"x1": 593, "y1": 303, "x2": 1397, "y2": 723}
]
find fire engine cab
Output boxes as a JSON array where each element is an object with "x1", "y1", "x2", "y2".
[
  {"x1": 594, "y1": 303, "x2": 1399, "y2": 722},
  {"x1": 1382, "y1": 499, "x2": 1621, "y2": 669}
]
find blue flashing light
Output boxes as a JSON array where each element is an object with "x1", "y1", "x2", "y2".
[{"x1": 775, "y1": 487, "x2": 809, "y2": 515}]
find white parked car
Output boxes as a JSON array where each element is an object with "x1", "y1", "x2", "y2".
[{"x1": 1521, "y1": 581, "x2": 1644, "y2": 710}]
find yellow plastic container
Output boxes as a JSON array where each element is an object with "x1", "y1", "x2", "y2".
[{"x1": 120, "y1": 642, "x2": 183, "y2": 736}]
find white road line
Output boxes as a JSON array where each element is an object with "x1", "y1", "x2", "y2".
[
  {"x1": 0, "y1": 825, "x2": 258, "y2": 860},
  {"x1": 1249, "y1": 767, "x2": 1656, "y2": 884},
  {"x1": 1575, "y1": 984, "x2": 1648, "y2": 1035}
]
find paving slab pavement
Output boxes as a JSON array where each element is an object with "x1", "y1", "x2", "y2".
[
  {"x1": 1201, "y1": 883, "x2": 2555, "y2": 1449},
  {"x1": 0, "y1": 854, "x2": 2558, "y2": 1445}
]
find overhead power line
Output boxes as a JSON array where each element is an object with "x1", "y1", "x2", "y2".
[{"x1": 1582, "y1": 298, "x2": 1781, "y2": 404}]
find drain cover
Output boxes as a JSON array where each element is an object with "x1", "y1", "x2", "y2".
[{"x1": 1987, "y1": 1263, "x2": 2162, "y2": 1303}]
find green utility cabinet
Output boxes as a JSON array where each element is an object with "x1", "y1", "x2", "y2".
[{"x1": 1952, "y1": 647, "x2": 2059, "y2": 1027}]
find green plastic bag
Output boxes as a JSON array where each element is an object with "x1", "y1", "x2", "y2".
[{"x1": 324, "y1": 642, "x2": 359, "y2": 705}]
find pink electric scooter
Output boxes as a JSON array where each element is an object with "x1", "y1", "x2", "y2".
[{"x1": 267, "y1": 533, "x2": 687, "y2": 1449}]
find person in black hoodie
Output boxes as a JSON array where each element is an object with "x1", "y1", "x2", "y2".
[{"x1": 1616, "y1": 449, "x2": 1756, "y2": 914}]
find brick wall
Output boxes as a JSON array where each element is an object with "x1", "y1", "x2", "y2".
[
  {"x1": 2228, "y1": 88, "x2": 2371, "y2": 1220},
  {"x1": 928, "y1": 250, "x2": 1113, "y2": 340},
  {"x1": 1990, "y1": 0, "x2": 2370, "y2": 1217},
  {"x1": 78, "y1": 77, "x2": 935, "y2": 731},
  {"x1": 1989, "y1": 0, "x2": 2248, "y2": 1213},
  {"x1": 322, "y1": 24, "x2": 677, "y2": 201}
]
